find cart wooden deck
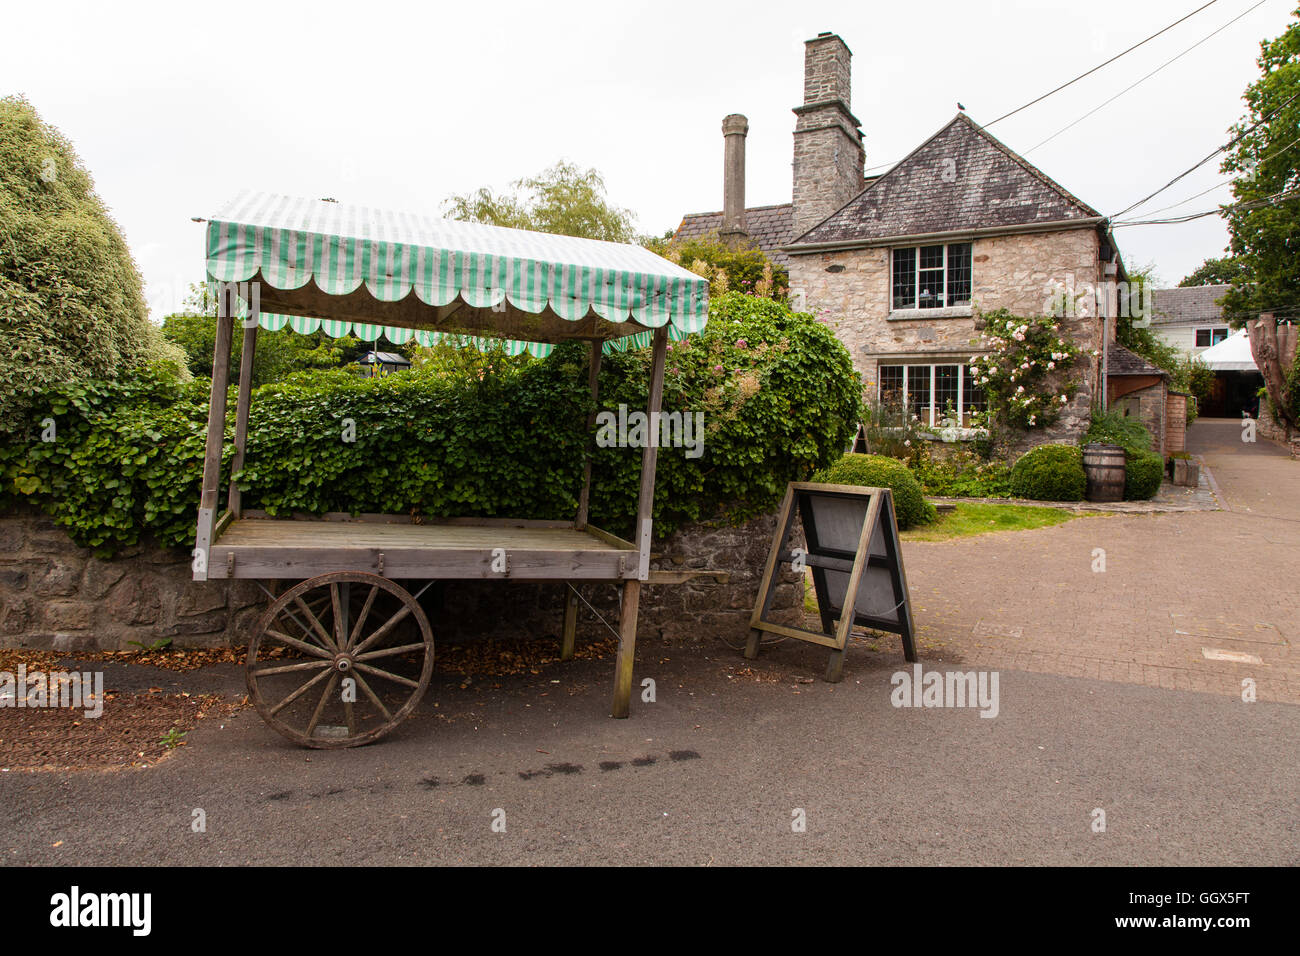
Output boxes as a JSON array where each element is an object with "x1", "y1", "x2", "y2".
[{"x1": 206, "y1": 514, "x2": 640, "y2": 581}]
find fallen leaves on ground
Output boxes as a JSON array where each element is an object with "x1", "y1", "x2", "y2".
[{"x1": 0, "y1": 693, "x2": 246, "y2": 772}]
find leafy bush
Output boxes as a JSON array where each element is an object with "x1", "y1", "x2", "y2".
[
  {"x1": 1, "y1": 293, "x2": 863, "y2": 554},
  {"x1": 0, "y1": 366, "x2": 210, "y2": 555},
  {"x1": 1124, "y1": 451, "x2": 1164, "y2": 500},
  {"x1": 646, "y1": 234, "x2": 788, "y2": 301},
  {"x1": 1009, "y1": 444, "x2": 1086, "y2": 501},
  {"x1": 909, "y1": 446, "x2": 1014, "y2": 498},
  {"x1": 0, "y1": 96, "x2": 187, "y2": 434},
  {"x1": 812, "y1": 454, "x2": 936, "y2": 529},
  {"x1": 1081, "y1": 409, "x2": 1153, "y2": 457}
]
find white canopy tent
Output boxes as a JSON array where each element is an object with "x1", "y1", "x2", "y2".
[{"x1": 1198, "y1": 329, "x2": 1258, "y2": 372}]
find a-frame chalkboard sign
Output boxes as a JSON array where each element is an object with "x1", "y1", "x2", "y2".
[{"x1": 745, "y1": 482, "x2": 917, "y2": 681}]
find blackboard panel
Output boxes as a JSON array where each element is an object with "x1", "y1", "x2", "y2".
[{"x1": 747, "y1": 481, "x2": 917, "y2": 681}]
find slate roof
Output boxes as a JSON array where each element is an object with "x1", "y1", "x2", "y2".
[
  {"x1": 672, "y1": 203, "x2": 795, "y2": 267},
  {"x1": 1108, "y1": 343, "x2": 1170, "y2": 378},
  {"x1": 791, "y1": 113, "x2": 1103, "y2": 247},
  {"x1": 1149, "y1": 285, "x2": 1231, "y2": 326}
]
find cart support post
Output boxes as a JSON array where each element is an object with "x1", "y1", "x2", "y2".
[
  {"x1": 228, "y1": 320, "x2": 258, "y2": 517},
  {"x1": 194, "y1": 298, "x2": 235, "y2": 581},
  {"x1": 609, "y1": 327, "x2": 666, "y2": 717},
  {"x1": 560, "y1": 589, "x2": 579, "y2": 661},
  {"x1": 611, "y1": 579, "x2": 640, "y2": 718},
  {"x1": 575, "y1": 339, "x2": 602, "y2": 531},
  {"x1": 634, "y1": 327, "x2": 669, "y2": 581}
]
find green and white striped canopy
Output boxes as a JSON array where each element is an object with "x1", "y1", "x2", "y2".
[{"x1": 205, "y1": 191, "x2": 709, "y2": 356}]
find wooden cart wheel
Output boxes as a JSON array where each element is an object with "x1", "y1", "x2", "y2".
[{"x1": 246, "y1": 572, "x2": 434, "y2": 749}]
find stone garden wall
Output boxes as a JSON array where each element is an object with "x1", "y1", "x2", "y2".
[{"x1": 0, "y1": 508, "x2": 803, "y2": 653}]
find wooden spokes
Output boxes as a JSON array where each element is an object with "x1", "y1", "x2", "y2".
[{"x1": 246, "y1": 572, "x2": 434, "y2": 749}]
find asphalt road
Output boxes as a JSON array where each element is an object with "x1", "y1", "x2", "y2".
[{"x1": 2, "y1": 638, "x2": 1296, "y2": 866}]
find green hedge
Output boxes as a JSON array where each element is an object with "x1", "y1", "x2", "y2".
[
  {"x1": 1009, "y1": 444, "x2": 1086, "y2": 501},
  {"x1": 0, "y1": 293, "x2": 863, "y2": 556},
  {"x1": 812, "y1": 454, "x2": 936, "y2": 529},
  {"x1": 1124, "y1": 451, "x2": 1164, "y2": 500}
]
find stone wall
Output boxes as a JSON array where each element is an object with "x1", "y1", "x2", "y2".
[
  {"x1": 788, "y1": 226, "x2": 1107, "y2": 451},
  {"x1": 0, "y1": 509, "x2": 803, "y2": 652}
]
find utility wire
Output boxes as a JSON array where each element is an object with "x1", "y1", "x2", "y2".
[
  {"x1": 1119, "y1": 133, "x2": 1300, "y2": 219},
  {"x1": 1110, "y1": 86, "x2": 1300, "y2": 219},
  {"x1": 1026, "y1": 0, "x2": 1270, "y2": 155},
  {"x1": 1113, "y1": 185, "x2": 1300, "y2": 226},
  {"x1": 863, "y1": 1, "x2": 1229, "y2": 175},
  {"x1": 983, "y1": 0, "x2": 1220, "y2": 128}
]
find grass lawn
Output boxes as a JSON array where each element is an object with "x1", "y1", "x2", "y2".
[
  {"x1": 802, "y1": 502, "x2": 1091, "y2": 613},
  {"x1": 901, "y1": 502, "x2": 1087, "y2": 542}
]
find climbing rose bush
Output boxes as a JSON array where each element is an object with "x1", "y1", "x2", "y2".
[{"x1": 969, "y1": 309, "x2": 1084, "y2": 430}]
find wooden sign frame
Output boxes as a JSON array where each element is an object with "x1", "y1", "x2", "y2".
[{"x1": 745, "y1": 482, "x2": 917, "y2": 681}]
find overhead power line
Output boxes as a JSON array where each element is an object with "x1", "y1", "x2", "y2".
[
  {"x1": 1121, "y1": 133, "x2": 1300, "y2": 219},
  {"x1": 1026, "y1": 0, "x2": 1270, "y2": 155},
  {"x1": 982, "y1": 1, "x2": 1220, "y2": 128},
  {"x1": 1112, "y1": 184, "x2": 1300, "y2": 227},
  {"x1": 863, "y1": 0, "x2": 1227, "y2": 175},
  {"x1": 1109, "y1": 86, "x2": 1300, "y2": 219}
]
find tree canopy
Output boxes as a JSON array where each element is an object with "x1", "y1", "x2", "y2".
[
  {"x1": 1219, "y1": 7, "x2": 1300, "y2": 326},
  {"x1": 161, "y1": 284, "x2": 364, "y2": 386},
  {"x1": 1178, "y1": 255, "x2": 1246, "y2": 288},
  {"x1": 0, "y1": 95, "x2": 186, "y2": 433},
  {"x1": 441, "y1": 161, "x2": 639, "y2": 242}
]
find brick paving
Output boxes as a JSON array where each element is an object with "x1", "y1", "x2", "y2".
[{"x1": 901, "y1": 419, "x2": 1300, "y2": 703}]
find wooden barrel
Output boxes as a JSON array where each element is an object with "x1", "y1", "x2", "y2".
[{"x1": 1083, "y1": 443, "x2": 1125, "y2": 502}]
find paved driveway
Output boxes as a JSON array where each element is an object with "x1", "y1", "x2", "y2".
[{"x1": 907, "y1": 419, "x2": 1300, "y2": 703}]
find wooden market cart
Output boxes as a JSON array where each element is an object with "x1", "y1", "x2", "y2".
[{"x1": 193, "y1": 192, "x2": 710, "y2": 748}]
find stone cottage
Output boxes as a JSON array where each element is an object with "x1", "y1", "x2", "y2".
[{"x1": 675, "y1": 31, "x2": 1134, "y2": 450}]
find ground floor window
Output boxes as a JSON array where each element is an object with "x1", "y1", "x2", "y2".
[{"x1": 878, "y1": 363, "x2": 987, "y2": 428}]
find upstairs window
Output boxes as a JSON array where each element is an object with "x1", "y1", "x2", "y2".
[
  {"x1": 891, "y1": 242, "x2": 972, "y2": 310},
  {"x1": 1195, "y1": 327, "x2": 1229, "y2": 347}
]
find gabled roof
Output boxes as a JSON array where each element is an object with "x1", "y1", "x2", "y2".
[
  {"x1": 1108, "y1": 344, "x2": 1170, "y2": 379},
  {"x1": 672, "y1": 203, "x2": 795, "y2": 266},
  {"x1": 790, "y1": 113, "x2": 1103, "y2": 247},
  {"x1": 1149, "y1": 285, "x2": 1231, "y2": 326}
]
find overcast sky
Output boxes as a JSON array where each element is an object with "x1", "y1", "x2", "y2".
[{"x1": 4, "y1": 0, "x2": 1294, "y2": 319}]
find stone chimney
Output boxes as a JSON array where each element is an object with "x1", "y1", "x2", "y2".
[
  {"x1": 792, "y1": 32, "x2": 865, "y2": 238},
  {"x1": 720, "y1": 113, "x2": 749, "y2": 248}
]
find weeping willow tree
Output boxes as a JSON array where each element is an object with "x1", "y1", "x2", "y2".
[{"x1": 0, "y1": 95, "x2": 186, "y2": 434}]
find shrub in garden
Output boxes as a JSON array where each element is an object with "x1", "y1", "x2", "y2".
[
  {"x1": 1124, "y1": 451, "x2": 1164, "y2": 500},
  {"x1": 1009, "y1": 444, "x2": 1086, "y2": 501},
  {"x1": 909, "y1": 445, "x2": 1013, "y2": 498},
  {"x1": 813, "y1": 454, "x2": 936, "y2": 529},
  {"x1": 1, "y1": 292, "x2": 863, "y2": 555},
  {"x1": 1081, "y1": 409, "x2": 1152, "y2": 457},
  {"x1": 0, "y1": 96, "x2": 188, "y2": 434}
]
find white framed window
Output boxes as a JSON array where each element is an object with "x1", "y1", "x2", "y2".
[
  {"x1": 1195, "y1": 327, "x2": 1228, "y2": 347},
  {"x1": 891, "y1": 243, "x2": 973, "y2": 310},
  {"x1": 878, "y1": 363, "x2": 988, "y2": 429}
]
